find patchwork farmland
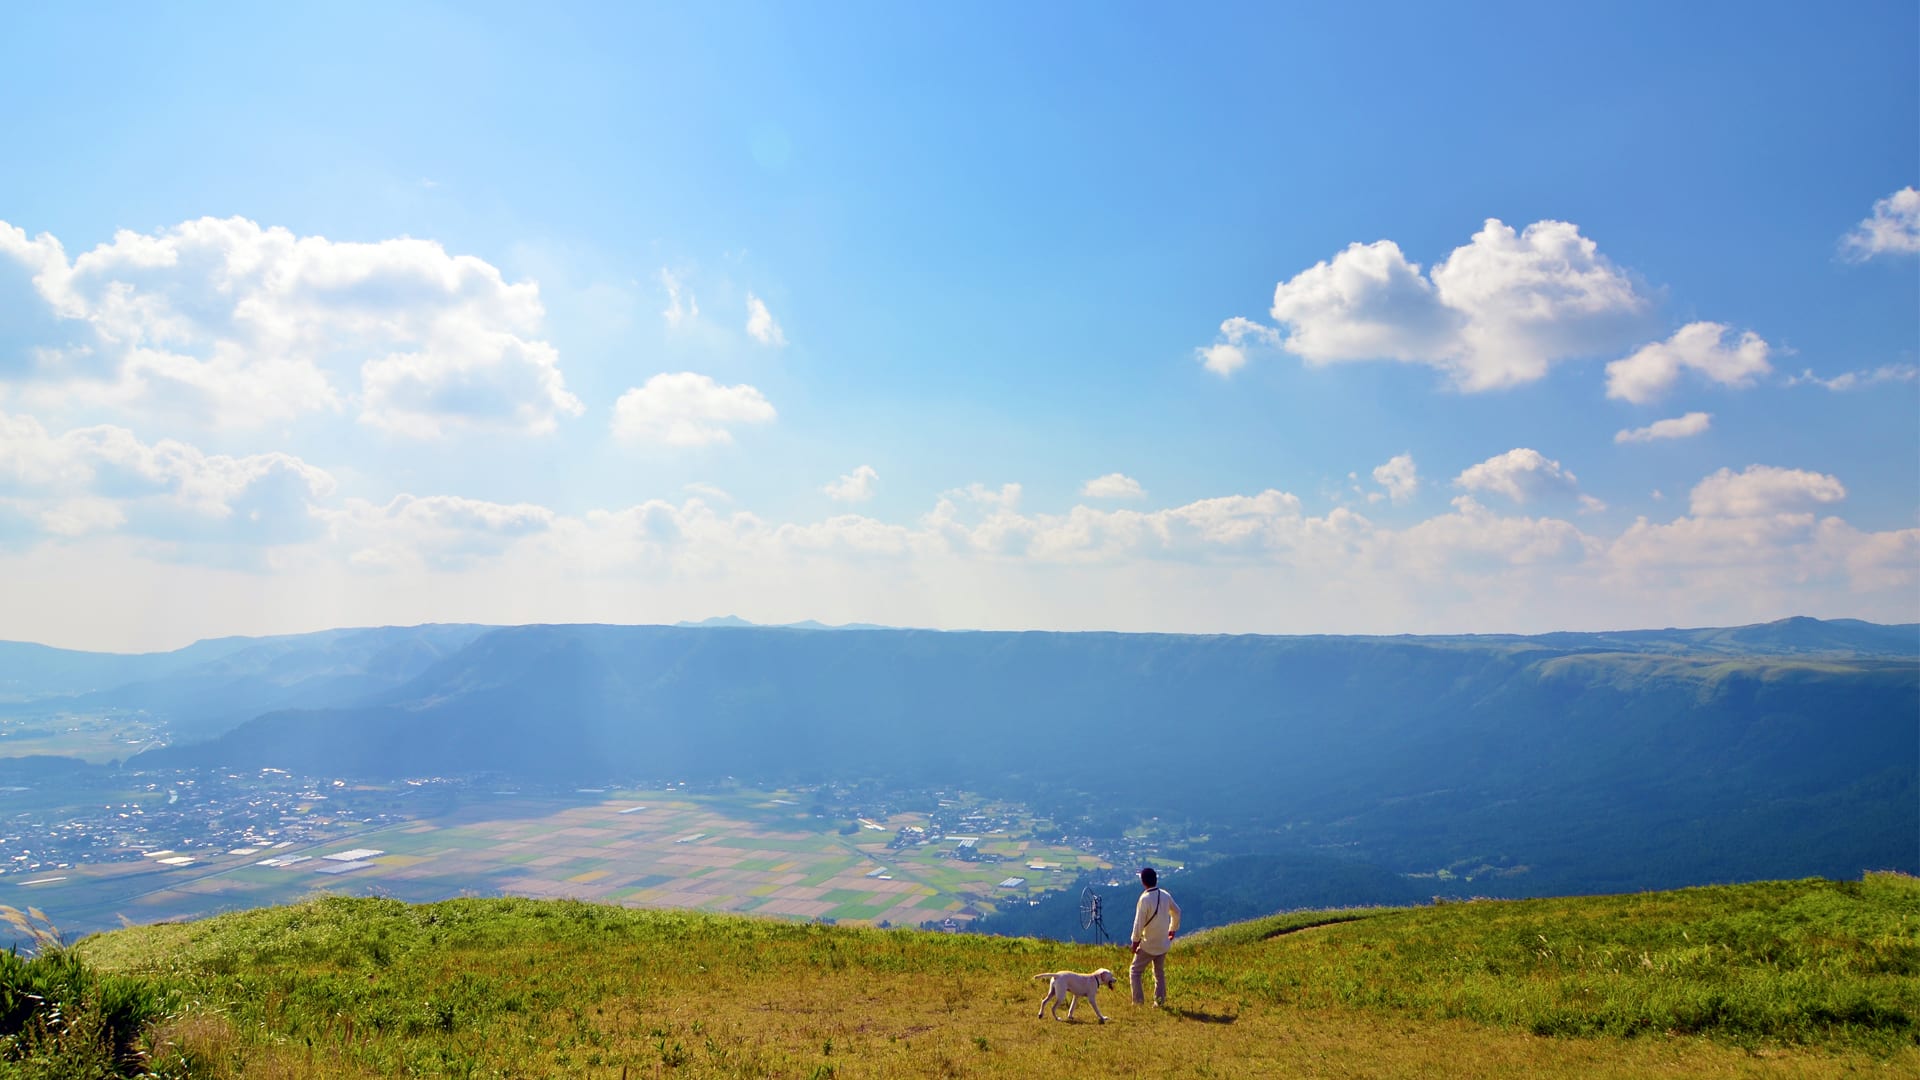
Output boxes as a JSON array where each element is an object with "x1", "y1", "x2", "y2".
[{"x1": 5, "y1": 789, "x2": 1113, "y2": 939}]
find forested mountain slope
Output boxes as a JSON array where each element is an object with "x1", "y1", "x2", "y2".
[{"x1": 137, "y1": 621, "x2": 1919, "y2": 896}]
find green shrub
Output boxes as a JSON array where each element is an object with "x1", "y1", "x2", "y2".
[{"x1": 0, "y1": 908, "x2": 173, "y2": 1078}]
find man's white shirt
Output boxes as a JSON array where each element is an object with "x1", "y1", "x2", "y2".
[{"x1": 1131, "y1": 886, "x2": 1181, "y2": 955}]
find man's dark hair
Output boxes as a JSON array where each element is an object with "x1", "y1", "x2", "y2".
[{"x1": 1140, "y1": 867, "x2": 1157, "y2": 888}]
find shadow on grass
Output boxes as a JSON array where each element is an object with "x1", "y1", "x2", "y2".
[{"x1": 1168, "y1": 1006, "x2": 1237, "y2": 1024}]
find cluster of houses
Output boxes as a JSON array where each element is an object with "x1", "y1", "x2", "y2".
[{"x1": 0, "y1": 768, "x2": 416, "y2": 877}]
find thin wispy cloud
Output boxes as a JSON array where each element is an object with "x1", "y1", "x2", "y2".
[
  {"x1": 683, "y1": 482, "x2": 734, "y2": 503},
  {"x1": 659, "y1": 269, "x2": 700, "y2": 329},
  {"x1": 1783, "y1": 364, "x2": 1918, "y2": 391},
  {"x1": 1615, "y1": 412, "x2": 1713, "y2": 444},
  {"x1": 745, "y1": 293, "x2": 786, "y2": 347}
]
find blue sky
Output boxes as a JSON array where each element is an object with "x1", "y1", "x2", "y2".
[{"x1": 1, "y1": 2, "x2": 1915, "y2": 650}]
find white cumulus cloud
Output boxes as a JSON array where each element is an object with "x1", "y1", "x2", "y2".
[
  {"x1": 1081, "y1": 473, "x2": 1145, "y2": 499},
  {"x1": 1604, "y1": 322, "x2": 1772, "y2": 404},
  {"x1": 1197, "y1": 342, "x2": 1248, "y2": 377},
  {"x1": 611, "y1": 372, "x2": 777, "y2": 447},
  {"x1": 1842, "y1": 186, "x2": 1920, "y2": 259},
  {"x1": 745, "y1": 293, "x2": 787, "y2": 347},
  {"x1": 1370, "y1": 453, "x2": 1419, "y2": 503},
  {"x1": 824, "y1": 464, "x2": 878, "y2": 502},
  {"x1": 1454, "y1": 448, "x2": 1580, "y2": 504},
  {"x1": 0, "y1": 217, "x2": 583, "y2": 436},
  {"x1": 1614, "y1": 411, "x2": 1713, "y2": 444},
  {"x1": 1688, "y1": 465, "x2": 1846, "y2": 518},
  {"x1": 1249, "y1": 219, "x2": 1649, "y2": 390},
  {"x1": 0, "y1": 411, "x2": 334, "y2": 545}
]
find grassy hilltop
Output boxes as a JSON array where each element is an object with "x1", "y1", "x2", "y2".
[{"x1": 6, "y1": 874, "x2": 1915, "y2": 1078}]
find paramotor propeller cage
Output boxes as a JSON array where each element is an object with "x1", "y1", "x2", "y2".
[{"x1": 1079, "y1": 885, "x2": 1110, "y2": 943}]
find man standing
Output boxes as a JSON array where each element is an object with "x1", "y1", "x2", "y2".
[{"x1": 1128, "y1": 865, "x2": 1181, "y2": 1006}]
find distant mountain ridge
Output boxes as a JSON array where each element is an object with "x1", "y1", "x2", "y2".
[
  {"x1": 120, "y1": 617, "x2": 1919, "y2": 899},
  {"x1": 0, "y1": 624, "x2": 491, "y2": 739},
  {"x1": 1473, "y1": 615, "x2": 1920, "y2": 658},
  {"x1": 4, "y1": 615, "x2": 1910, "y2": 707},
  {"x1": 673, "y1": 615, "x2": 903, "y2": 631}
]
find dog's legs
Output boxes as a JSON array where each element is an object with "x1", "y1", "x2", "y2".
[
  {"x1": 1036, "y1": 987, "x2": 1054, "y2": 1019},
  {"x1": 1066, "y1": 993, "x2": 1079, "y2": 1020},
  {"x1": 1089, "y1": 991, "x2": 1107, "y2": 1023}
]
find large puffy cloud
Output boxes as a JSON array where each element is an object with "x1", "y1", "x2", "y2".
[
  {"x1": 1688, "y1": 465, "x2": 1845, "y2": 518},
  {"x1": 1454, "y1": 448, "x2": 1580, "y2": 504},
  {"x1": 1842, "y1": 186, "x2": 1920, "y2": 259},
  {"x1": 1427, "y1": 219, "x2": 1648, "y2": 387},
  {"x1": 611, "y1": 372, "x2": 777, "y2": 446},
  {"x1": 1605, "y1": 322, "x2": 1772, "y2": 404},
  {"x1": 0, "y1": 411, "x2": 333, "y2": 547},
  {"x1": 1266, "y1": 240, "x2": 1459, "y2": 365},
  {"x1": 0, "y1": 217, "x2": 583, "y2": 435},
  {"x1": 1215, "y1": 219, "x2": 1651, "y2": 389}
]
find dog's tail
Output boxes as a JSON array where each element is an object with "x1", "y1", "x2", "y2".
[{"x1": 1031, "y1": 973, "x2": 1060, "y2": 981}]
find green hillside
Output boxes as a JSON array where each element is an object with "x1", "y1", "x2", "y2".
[{"x1": 8, "y1": 874, "x2": 1915, "y2": 1078}]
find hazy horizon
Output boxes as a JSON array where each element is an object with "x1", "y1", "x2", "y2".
[{"x1": 6, "y1": 611, "x2": 1917, "y2": 659}]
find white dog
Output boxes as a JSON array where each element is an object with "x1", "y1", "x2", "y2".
[{"x1": 1032, "y1": 968, "x2": 1117, "y2": 1022}]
